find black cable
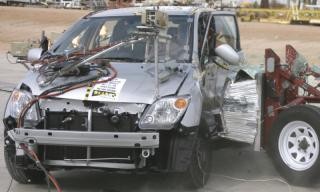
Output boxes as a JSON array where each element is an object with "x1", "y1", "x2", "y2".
[
  {"x1": 21, "y1": 151, "x2": 53, "y2": 192},
  {"x1": 39, "y1": 67, "x2": 109, "y2": 96},
  {"x1": 35, "y1": 163, "x2": 52, "y2": 192},
  {"x1": 40, "y1": 75, "x2": 100, "y2": 96},
  {"x1": 5, "y1": 178, "x2": 13, "y2": 192},
  {"x1": 46, "y1": 175, "x2": 51, "y2": 192},
  {"x1": 20, "y1": 146, "x2": 54, "y2": 192},
  {"x1": 0, "y1": 88, "x2": 13, "y2": 93}
]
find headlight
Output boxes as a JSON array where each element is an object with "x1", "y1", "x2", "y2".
[
  {"x1": 5, "y1": 89, "x2": 39, "y2": 122},
  {"x1": 139, "y1": 95, "x2": 190, "y2": 130}
]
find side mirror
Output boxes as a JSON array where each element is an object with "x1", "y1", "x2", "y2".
[
  {"x1": 215, "y1": 44, "x2": 240, "y2": 65},
  {"x1": 27, "y1": 48, "x2": 43, "y2": 62}
]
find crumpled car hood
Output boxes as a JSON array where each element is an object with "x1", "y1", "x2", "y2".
[{"x1": 19, "y1": 62, "x2": 190, "y2": 104}]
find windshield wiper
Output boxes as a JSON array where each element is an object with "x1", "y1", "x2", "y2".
[
  {"x1": 176, "y1": 59, "x2": 191, "y2": 63},
  {"x1": 101, "y1": 57, "x2": 144, "y2": 62}
]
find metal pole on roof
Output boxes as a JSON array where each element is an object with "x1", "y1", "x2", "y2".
[{"x1": 154, "y1": 34, "x2": 159, "y2": 99}]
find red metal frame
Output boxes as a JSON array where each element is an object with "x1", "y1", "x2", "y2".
[{"x1": 262, "y1": 45, "x2": 320, "y2": 146}]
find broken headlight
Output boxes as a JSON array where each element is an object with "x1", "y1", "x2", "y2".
[
  {"x1": 139, "y1": 96, "x2": 190, "y2": 130},
  {"x1": 5, "y1": 89, "x2": 39, "y2": 122}
]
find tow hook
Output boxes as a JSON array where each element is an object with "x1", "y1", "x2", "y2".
[{"x1": 142, "y1": 149, "x2": 150, "y2": 158}]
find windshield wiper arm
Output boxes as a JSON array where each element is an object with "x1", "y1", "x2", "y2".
[
  {"x1": 102, "y1": 57, "x2": 144, "y2": 62},
  {"x1": 41, "y1": 38, "x2": 144, "y2": 86}
]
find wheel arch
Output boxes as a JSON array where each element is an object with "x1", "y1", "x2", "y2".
[{"x1": 180, "y1": 80, "x2": 203, "y2": 128}]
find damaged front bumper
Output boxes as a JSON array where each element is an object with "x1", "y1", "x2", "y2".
[
  {"x1": 7, "y1": 128, "x2": 159, "y2": 170},
  {"x1": 8, "y1": 128, "x2": 159, "y2": 148}
]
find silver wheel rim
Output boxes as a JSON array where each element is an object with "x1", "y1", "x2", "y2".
[{"x1": 278, "y1": 121, "x2": 319, "y2": 171}]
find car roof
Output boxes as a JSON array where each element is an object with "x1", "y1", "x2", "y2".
[{"x1": 89, "y1": 6, "x2": 235, "y2": 18}]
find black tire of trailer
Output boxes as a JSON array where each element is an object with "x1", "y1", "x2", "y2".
[
  {"x1": 186, "y1": 136, "x2": 212, "y2": 188},
  {"x1": 268, "y1": 105, "x2": 320, "y2": 186},
  {"x1": 4, "y1": 141, "x2": 45, "y2": 184}
]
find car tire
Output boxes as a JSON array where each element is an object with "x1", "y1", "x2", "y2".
[
  {"x1": 4, "y1": 142, "x2": 45, "y2": 184},
  {"x1": 186, "y1": 136, "x2": 212, "y2": 188},
  {"x1": 269, "y1": 105, "x2": 320, "y2": 185}
]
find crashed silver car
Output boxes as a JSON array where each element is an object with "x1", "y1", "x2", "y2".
[{"x1": 3, "y1": 6, "x2": 256, "y2": 188}]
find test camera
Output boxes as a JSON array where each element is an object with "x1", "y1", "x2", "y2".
[{"x1": 141, "y1": 9, "x2": 169, "y2": 28}]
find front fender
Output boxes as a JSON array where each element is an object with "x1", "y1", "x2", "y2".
[{"x1": 179, "y1": 78, "x2": 203, "y2": 127}]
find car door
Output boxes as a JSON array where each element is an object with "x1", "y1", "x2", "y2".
[
  {"x1": 198, "y1": 13, "x2": 232, "y2": 136},
  {"x1": 199, "y1": 13, "x2": 257, "y2": 144},
  {"x1": 199, "y1": 13, "x2": 241, "y2": 108},
  {"x1": 210, "y1": 14, "x2": 259, "y2": 144}
]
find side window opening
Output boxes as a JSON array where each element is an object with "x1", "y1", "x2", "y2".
[
  {"x1": 213, "y1": 15, "x2": 239, "y2": 51},
  {"x1": 198, "y1": 14, "x2": 240, "y2": 71},
  {"x1": 198, "y1": 13, "x2": 218, "y2": 69},
  {"x1": 207, "y1": 16, "x2": 216, "y2": 60},
  {"x1": 198, "y1": 13, "x2": 210, "y2": 60}
]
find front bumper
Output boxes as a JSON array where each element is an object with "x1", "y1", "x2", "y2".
[
  {"x1": 8, "y1": 128, "x2": 159, "y2": 148},
  {"x1": 6, "y1": 127, "x2": 195, "y2": 171},
  {"x1": 7, "y1": 128, "x2": 159, "y2": 170}
]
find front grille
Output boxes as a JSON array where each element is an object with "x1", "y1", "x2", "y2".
[
  {"x1": 43, "y1": 111, "x2": 139, "y2": 161},
  {"x1": 45, "y1": 146, "x2": 87, "y2": 160},
  {"x1": 45, "y1": 111, "x2": 138, "y2": 132},
  {"x1": 44, "y1": 146, "x2": 136, "y2": 161}
]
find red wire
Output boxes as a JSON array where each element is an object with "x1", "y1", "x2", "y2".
[
  {"x1": 48, "y1": 173, "x2": 62, "y2": 192},
  {"x1": 17, "y1": 64, "x2": 117, "y2": 127},
  {"x1": 13, "y1": 65, "x2": 118, "y2": 192},
  {"x1": 15, "y1": 64, "x2": 118, "y2": 192},
  {"x1": 31, "y1": 42, "x2": 120, "y2": 66},
  {"x1": 20, "y1": 144, "x2": 63, "y2": 192}
]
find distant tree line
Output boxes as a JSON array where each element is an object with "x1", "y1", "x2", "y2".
[{"x1": 260, "y1": 0, "x2": 318, "y2": 8}]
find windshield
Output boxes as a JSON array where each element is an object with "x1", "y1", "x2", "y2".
[{"x1": 51, "y1": 15, "x2": 194, "y2": 63}]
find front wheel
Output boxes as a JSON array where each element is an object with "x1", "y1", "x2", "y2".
[
  {"x1": 186, "y1": 137, "x2": 211, "y2": 188},
  {"x1": 269, "y1": 105, "x2": 320, "y2": 185}
]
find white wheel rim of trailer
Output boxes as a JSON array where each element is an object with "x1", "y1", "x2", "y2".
[{"x1": 278, "y1": 121, "x2": 319, "y2": 171}]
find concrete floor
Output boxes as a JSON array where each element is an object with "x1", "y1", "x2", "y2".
[{"x1": 0, "y1": 54, "x2": 319, "y2": 192}]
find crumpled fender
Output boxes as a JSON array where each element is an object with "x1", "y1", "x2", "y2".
[{"x1": 178, "y1": 71, "x2": 203, "y2": 128}]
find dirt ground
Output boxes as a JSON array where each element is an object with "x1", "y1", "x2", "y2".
[
  {"x1": 0, "y1": 7, "x2": 89, "y2": 51},
  {"x1": 0, "y1": 6, "x2": 319, "y2": 65}
]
